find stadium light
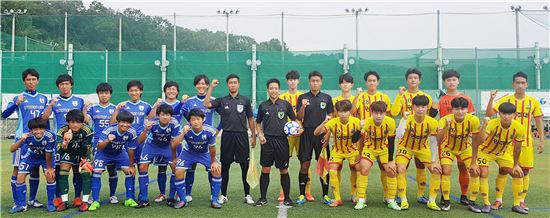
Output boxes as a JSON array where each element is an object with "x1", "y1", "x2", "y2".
[
  {"x1": 2, "y1": 8, "x2": 27, "y2": 52},
  {"x1": 218, "y1": 9, "x2": 240, "y2": 62},
  {"x1": 345, "y1": 8, "x2": 368, "y2": 57}
]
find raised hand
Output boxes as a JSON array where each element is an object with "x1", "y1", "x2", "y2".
[{"x1": 16, "y1": 95, "x2": 25, "y2": 106}]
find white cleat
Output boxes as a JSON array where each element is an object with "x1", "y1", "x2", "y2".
[
  {"x1": 185, "y1": 195, "x2": 193, "y2": 203},
  {"x1": 109, "y1": 196, "x2": 119, "y2": 204},
  {"x1": 244, "y1": 195, "x2": 255, "y2": 204},
  {"x1": 217, "y1": 195, "x2": 228, "y2": 204}
]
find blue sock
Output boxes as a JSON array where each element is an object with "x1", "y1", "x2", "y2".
[
  {"x1": 125, "y1": 175, "x2": 135, "y2": 200},
  {"x1": 211, "y1": 176, "x2": 222, "y2": 202},
  {"x1": 15, "y1": 183, "x2": 27, "y2": 207},
  {"x1": 11, "y1": 175, "x2": 17, "y2": 204},
  {"x1": 109, "y1": 175, "x2": 118, "y2": 197},
  {"x1": 175, "y1": 178, "x2": 186, "y2": 203},
  {"x1": 73, "y1": 172, "x2": 82, "y2": 198},
  {"x1": 138, "y1": 172, "x2": 149, "y2": 202},
  {"x1": 157, "y1": 172, "x2": 166, "y2": 195},
  {"x1": 168, "y1": 174, "x2": 176, "y2": 199},
  {"x1": 92, "y1": 172, "x2": 102, "y2": 202},
  {"x1": 185, "y1": 169, "x2": 195, "y2": 196},
  {"x1": 46, "y1": 181, "x2": 56, "y2": 205},
  {"x1": 29, "y1": 176, "x2": 39, "y2": 201}
]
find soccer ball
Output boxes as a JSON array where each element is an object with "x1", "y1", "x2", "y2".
[{"x1": 284, "y1": 121, "x2": 300, "y2": 136}]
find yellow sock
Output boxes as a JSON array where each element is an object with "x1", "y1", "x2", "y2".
[
  {"x1": 512, "y1": 178, "x2": 524, "y2": 206},
  {"x1": 397, "y1": 172, "x2": 408, "y2": 201},
  {"x1": 356, "y1": 174, "x2": 368, "y2": 199},
  {"x1": 495, "y1": 173, "x2": 507, "y2": 201},
  {"x1": 441, "y1": 174, "x2": 451, "y2": 200},
  {"x1": 380, "y1": 171, "x2": 388, "y2": 199},
  {"x1": 350, "y1": 170, "x2": 357, "y2": 196},
  {"x1": 429, "y1": 173, "x2": 441, "y2": 202},
  {"x1": 387, "y1": 176, "x2": 397, "y2": 200},
  {"x1": 306, "y1": 169, "x2": 312, "y2": 194},
  {"x1": 469, "y1": 176, "x2": 480, "y2": 202},
  {"x1": 480, "y1": 177, "x2": 490, "y2": 205},
  {"x1": 329, "y1": 170, "x2": 341, "y2": 201},
  {"x1": 521, "y1": 174, "x2": 529, "y2": 202},
  {"x1": 417, "y1": 169, "x2": 427, "y2": 198}
]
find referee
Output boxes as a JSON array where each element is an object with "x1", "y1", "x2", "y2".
[
  {"x1": 204, "y1": 74, "x2": 256, "y2": 205},
  {"x1": 255, "y1": 78, "x2": 303, "y2": 207},
  {"x1": 296, "y1": 71, "x2": 334, "y2": 205}
]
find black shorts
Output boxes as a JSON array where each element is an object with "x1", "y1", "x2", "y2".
[
  {"x1": 299, "y1": 128, "x2": 330, "y2": 162},
  {"x1": 260, "y1": 136, "x2": 289, "y2": 169},
  {"x1": 220, "y1": 131, "x2": 250, "y2": 164}
]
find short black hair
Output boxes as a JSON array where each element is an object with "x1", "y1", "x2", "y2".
[
  {"x1": 412, "y1": 95, "x2": 430, "y2": 106},
  {"x1": 335, "y1": 100, "x2": 352, "y2": 112},
  {"x1": 285, "y1": 70, "x2": 300, "y2": 80},
  {"x1": 127, "y1": 80, "x2": 143, "y2": 91},
  {"x1": 513, "y1": 72, "x2": 528, "y2": 82},
  {"x1": 370, "y1": 101, "x2": 387, "y2": 113},
  {"x1": 338, "y1": 73, "x2": 354, "y2": 84},
  {"x1": 364, "y1": 71, "x2": 380, "y2": 81},
  {"x1": 405, "y1": 68, "x2": 422, "y2": 79},
  {"x1": 194, "y1": 74, "x2": 210, "y2": 86},
  {"x1": 22, "y1": 68, "x2": 40, "y2": 81},
  {"x1": 156, "y1": 104, "x2": 174, "y2": 116},
  {"x1": 308, "y1": 70, "x2": 323, "y2": 80},
  {"x1": 96, "y1": 82, "x2": 113, "y2": 94},
  {"x1": 188, "y1": 108, "x2": 205, "y2": 119},
  {"x1": 450, "y1": 97, "x2": 469, "y2": 108},
  {"x1": 116, "y1": 110, "x2": 134, "y2": 123},
  {"x1": 226, "y1": 74, "x2": 240, "y2": 83},
  {"x1": 498, "y1": 102, "x2": 517, "y2": 114},
  {"x1": 442, "y1": 69, "x2": 460, "y2": 80},
  {"x1": 266, "y1": 78, "x2": 280, "y2": 88},
  {"x1": 65, "y1": 109, "x2": 85, "y2": 123},
  {"x1": 163, "y1": 81, "x2": 179, "y2": 94},
  {"x1": 28, "y1": 117, "x2": 48, "y2": 130},
  {"x1": 56, "y1": 74, "x2": 74, "y2": 87}
]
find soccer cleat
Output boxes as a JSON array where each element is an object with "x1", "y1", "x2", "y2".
[
  {"x1": 400, "y1": 201, "x2": 409, "y2": 210},
  {"x1": 88, "y1": 201, "x2": 100, "y2": 211},
  {"x1": 109, "y1": 196, "x2": 119, "y2": 204},
  {"x1": 211, "y1": 201, "x2": 222, "y2": 209},
  {"x1": 278, "y1": 191, "x2": 285, "y2": 202},
  {"x1": 217, "y1": 195, "x2": 228, "y2": 204},
  {"x1": 27, "y1": 199, "x2": 44, "y2": 208},
  {"x1": 47, "y1": 203, "x2": 56, "y2": 212},
  {"x1": 185, "y1": 195, "x2": 193, "y2": 203},
  {"x1": 460, "y1": 195, "x2": 469, "y2": 206},
  {"x1": 512, "y1": 205, "x2": 529, "y2": 214},
  {"x1": 395, "y1": 196, "x2": 402, "y2": 204},
  {"x1": 244, "y1": 195, "x2": 254, "y2": 204},
  {"x1": 296, "y1": 195, "x2": 306, "y2": 205},
  {"x1": 351, "y1": 195, "x2": 358, "y2": 204},
  {"x1": 520, "y1": 202, "x2": 529, "y2": 211},
  {"x1": 135, "y1": 201, "x2": 150, "y2": 209},
  {"x1": 283, "y1": 200, "x2": 295, "y2": 207},
  {"x1": 417, "y1": 196, "x2": 429, "y2": 204},
  {"x1": 468, "y1": 201, "x2": 481, "y2": 213},
  {"x1": 124, "y1": 199, "x2": 138, "y2": 207},
  {"x1": 166, "y1": 198, "x2": 177, "y2": 207},
  {"x1": 56, "y1": 202, "x2": 68, "y2": 212},
  {"x1": 72, "y1": 197, "x2": 83, "y2": 207},
  {"x1": 154, "y1": 194, "x2": 166, "y2": 203},
  {"x1": 174, "y1": 201, "x2": 187, "y2": 209},
  {"x1": 481, "y1": 204, "x2": 491, "y2": 213},
  {"x1": 354, "y1": 199, "x2": 367, "y2": 210},
  {"x1": 491, "y1": 200, "x2": 502, "y2": 210},
  {"x1": 53, "y1": 198, "x2": 62, "y2": 207},
  {"x1": 9, "y1": 205, "x2": 27, "y2": 214},
  {"x1": 329, "y1": 200, "x2": 343, "y2": 207},
  {"x1": 441, "y1": 200, "x2": 451, "y2": 211},
  {"x1": 387, "y1": 201, "x2": 401, "y2": 211},
  {"x1": 254, "y1": 198, "x2": 267, "y2": 207},
  {"x1": 79, "y1": 202, "x2": 89, "y2": 212},
  {"x1": 305, "y1": 193, "x2": 315, "y2": 202},
  {"x1": 427, "y1": 201, "x2": 441, "y2": 211},
  {"x1": 322, "y1": 195, "x2": 332, "y2": 205}
]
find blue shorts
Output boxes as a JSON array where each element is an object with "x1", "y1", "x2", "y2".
[
  {"x1": 12, "y1": 137, "x2": 26, "y2": 167},
  {"x1": 18, "y1": 157, "x2": 55, "y2": 174},
  {"x1": 176, "y1": 149, "x2": 212, "y2": 171},
  {"x1": 93, "y1": 151, "x2": 130, "y2": 170},
  {"x1": 139, "y1": 143, "x2": 173, "y2": 165}
]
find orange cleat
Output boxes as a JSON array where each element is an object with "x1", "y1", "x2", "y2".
[
  {"x1": 305, "y1": 193, "x2": 315, "y2": 202},
  {"x1": 329, "y1": 200, "x2": 343, "y2": 207},
  {"x1": 278, "y1": 191, "x2": 285, "y2": 202},
  {"x1": 53, "y1": 198, "x2": 62, "y2": 207},
  {"x1": 72, "y1": 197, "x2": 82, "y2": 207}
]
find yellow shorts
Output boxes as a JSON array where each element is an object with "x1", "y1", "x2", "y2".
[
  {"x1": 476, "y1": 151, "x2": 513, "y2": 169},
  {"x1": 440, "y1": 146, "x2": 473, "y2": 167},
  {"x1": 361, "y1": 147, "x2": 389, "y2": 165},
  {"x1": 288, "y1": 136, "x2": 300, "y2": 157},
  {"x1": 519, "y1": 145, "x2": 534, "y2": 169},
  {"x1": 395, "y1": 146, "x2": 431, "y2": 166},
  {"x1": 329, "y1": 150, "x2": 359, "y2": 167}
]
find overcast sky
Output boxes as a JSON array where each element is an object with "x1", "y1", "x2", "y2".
[{"x1": 83, "y1": 0, "x2": 549, "y2": 51}]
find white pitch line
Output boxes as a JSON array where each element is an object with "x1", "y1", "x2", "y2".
[{"x1": 276, "y1": 203, "x2": 290, "y2": 218}]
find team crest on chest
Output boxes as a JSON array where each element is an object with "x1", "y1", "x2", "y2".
[
  {"x1": 202, "y1": 134, "x2": 207, "y2": 140},
  {"x1": 72, "y1": 101, "x2": 78, "y2": 106},
  {"x1": 167, "y1": 127, "x2": 171, "y2": 133},
  {"x1": 278, "y1": 111, "x2": 285, "y2": 119},
  {"x1": 139, "y1": 105, "x2": 144, "y2": 111},
  {"x1": 39, "y1": 98, "x2": 45, "y2": 104},
  {"x1": 42, "y1": 140, "x2": 47, "y2": 146},
  {"x1": 237, "y1": 104, "x2": 244, "y2": 113},
  {"x1": 123, "y1": 135, "x2": 128, "y2": 141},
  {"x1": 109, "y1": 109, "x2": 114, "y2": 114},
  {"x1": 320, "y1": 102, "x2": 326, "y2": 109}
]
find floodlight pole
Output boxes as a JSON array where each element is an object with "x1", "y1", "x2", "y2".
[
  {"x1": 2, "y1": 9, "x2": 27, "y2": 52},
  {"x1": 345, "y1": 8, "x2": 368, "y2": 58},
  {"x1": 173, "y1": 13, "x2": 177, "y2": 55},
  {"x1": 247, "y1": 44, "x2": 261, "y2": 109},
  {"x1": 64, "y1": 12, "x2": 68, "y2": 51},
  {"x1": 155, "y1": 45, "x2": 170, "y2": 100},
  {"x1": 511, "y1": 5, "x2": 521, "y2": 60},
  {"x1": 218, "y1": 9, "x2": 240, "y2": 62}
]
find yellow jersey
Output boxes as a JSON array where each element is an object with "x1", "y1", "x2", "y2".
[
  {"x1": 398, "y1": 115, "x2": 438, "y2": 150},
  {"x1": 480, "y1": 118, "x2": 525, "y2": 156},
  {"x1": 332, "y1": 95, "x2": 355, "y2": 110},
  {"x1": 494, "y1": 94, "x2": 543, "y2": 147},
  {"x1": 324, "y1": 116, "x2": 361, "y2": 154},
  {"x1": 361, "y1": 116, "x2": 396, "y2": 150},
  {"x1": 438, "y1": 113, "x2": 481, "y2": 152},
  {"x1": 391, "y1": 90, "x2": 433, "y2": 117},
  {"x1": 355, "y1": 91, "x2": 391, "y2": 120},
  {"x1": 280, "y1": 91, "x2": 303, "y2": 114}
]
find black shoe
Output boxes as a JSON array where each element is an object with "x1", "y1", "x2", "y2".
[
  {"x1": 468, "y1": 201, "x2": 481, "y2": 213},
  {"x1": 135, "y1": 201, "x2": 150, "y2": 209},
  {"x1": 283, "y1": 200, "x2": 295, "y2": 208},
  {"x1": 166, "y1": 198, "x2": 176, "y2": 207},
  {"x1": 441, "y1": 200, "x2": 451, "y2": 211},
  {"x1": 460, "y1": 195, "x2": 469, "y2": 206},
  {"x1": 254, "y1": 198, "x2": 267, "y2": 207}
]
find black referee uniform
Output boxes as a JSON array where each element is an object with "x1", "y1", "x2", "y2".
[
  {"x1": 256, "y1": 98, "x2": 295, "y2": 203},
  {"x1": 209, "y1": 93, "x2": 253, "y2": 197}
]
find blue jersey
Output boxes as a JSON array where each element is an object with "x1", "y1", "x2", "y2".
[
  {"x1": 119, "y1": 100, "x2": 152, "y2": 135},
  {"x1": 49, "y1": 95, "x2": 85, "y2": 131},
  {"x1": 144, "y1": 117, "x2": 180, "y2": 149},
  {"x1": 183, "y1": 125, "x2": 216, "y2": 154},
  {"x1": 20, "y1": 131, "x2": 56, "y2": 161},
  {"x1": 181, "y1": 96, "x2": 217, "y2": 127},
  {"x1": 98, "y1": 124, "x2": 138, "y2": 156},
  {"x1": 1, "y1": 91, "x2": 48, "y2": 137},
  {"x1": 162, "y1": 100, "x2": 184, "y2": 124},
  {"x1": 87, "y1": 103, "x2": 116, "y2": 145}
]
